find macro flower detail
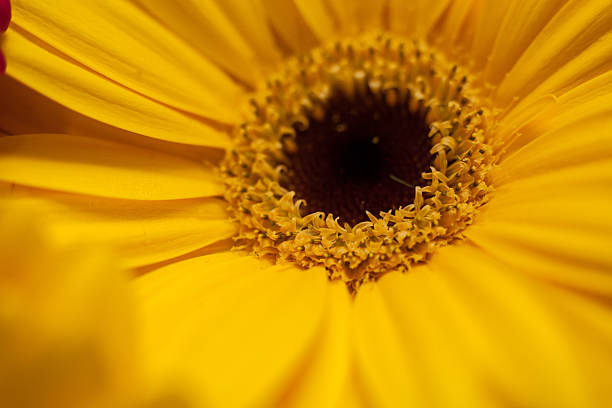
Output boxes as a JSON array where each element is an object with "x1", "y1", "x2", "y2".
[
  {"x1": 223, "y1": 35, "x2": 495, "y2": 289},
  {"x1": 1, "y1": 1, "x2": 612, "y2": 407}
]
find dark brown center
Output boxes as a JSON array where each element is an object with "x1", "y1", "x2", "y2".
[{"x1": 283, "y1": 89, "x2": 433, "y2": 225}]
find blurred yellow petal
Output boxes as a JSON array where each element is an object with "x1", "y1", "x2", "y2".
[
  {"x1": 11, "y1": 0, "x2": 244, "y2": 122},
  {"x1": 469, "y1": 0, "x2": 513, "y2": 69},
  {"x1": 133, "y1": 253, "x2": 329, "y2": 408},
  {"x1": 352, "y1": 280, "x2": 424, "y2": 407},
  {"x1": 4, "y1": 32, "x2": 232, "y2": 148},
  {"x1": 294, "y1": 0, "x2": 338, "y2": 41},
  {"x1": 353, "y1": 266, "x2": 491, "y2": 407},
  {"x1": 495, "y1": 0, "x2": 612, "y2": 106},
  {"x1": 329, "y1": 0, "x2": 386, "y2": 34},
  {"x1": 432, "y1": 0, "x2": 474, "y2": 53},
  {"x1": 277, "y1": 282, "x2": 351, "y2": 408},
  {"x1": 410, "y1": 244, "x2": 591, "y2": 406},
  {"x1": 537, "y1": 287, "x2": 612, "y2": 399},
  {"x1": 0, "y1": 204, "x2": 137, "y2": 408},
  {"x1": 468, "y1": 161, "x2": 612, "y2": 295},
  {"x1": 389, "y1": 0, "x2": 451, "y2": 37},
  {"x1": 0, "y1": 134, "x2": 223, "y2": 200},
  {"x1": 260, "y1": 0, "x2": 318, "y2": 54},
  {"x1": 1, "y1": 184, "x2": 236, "y2": 269}
]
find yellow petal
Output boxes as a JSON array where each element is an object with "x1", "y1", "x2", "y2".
[
  {"x1": 4, "y1": 31, "x2": 232, "y2": 148},
  {"x1": 467, "y1": 161, "x2": 612, "y2": 295},
  {"x1": 0, "y1": 75, "x2": 228, "y2": 159},
  {"x1": 213, "y1": 0, "x2": 282, "y2": 70},
  {"x1": 133, "y1": 252, "x2": 329, "y2": 408},
  {"x1": 352, "y1": 279, "x2": 424, "y2": 407},
  {"x1": 353, "y1": 267, "x2": 491, "y2": 407},
  {"x1": 419, "y1": 244, "x2": 591, "y2": 406},
  {"x1": 495, "y1": 0, "x2": 612, "y2": 106},
  {"x1": 294, "y1": 0, "x2": 338, "y2": 41},
  {"x1": 348, "y1": 0, "x2": 386, "y2": 33},
  {"x1": 389, "y1": 0, "x2": 451, "y2": 37},
  {"x1": 11, "y1": 0, "x2": 244, "y2": 122},
  {"x1": 483, "y1": 0, "x2": 570, "y2": 84},
  {"x1": 1, "y1": 183, "x2": 236, "y2": 269},
  {"x1": 469, "y1": 0, "x2": 514, "y2": 69},
  {"x1": 134, "y1": 0, "x2": 265, "y2": 87},
  {"x1": 536, "y1": 286, "x2": 612, "y2": 400},
  {"x1": 499, "y1": 68, "x2": 612, "y2": 153},
  {"x1": 260, "y1": 0, "x2": 318, "y2": 54},
  {"x1": 0, "y1": 203, "x2": 138, "y2": 408},
  {"x1": 0, "y1": 134, "x2": 223, "y2": 200},
  {"x1": 497, "y1": 114, "x2": 612, "y2": 180},
  {"x1": 432, "y1": 0, "x2": 474, "y2": 53},
  {"x1": 276, "y1": 281, "x2": 351, "y2": 408}
]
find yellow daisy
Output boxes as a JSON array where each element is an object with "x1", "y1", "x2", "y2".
[{"x1": 1, "y1": 0, "x2": 612, "y2": 406}]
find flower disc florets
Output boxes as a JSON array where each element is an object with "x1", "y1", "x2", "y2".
[{"x1": 222, "y1": 34, "x2": 496, "y2": 291}]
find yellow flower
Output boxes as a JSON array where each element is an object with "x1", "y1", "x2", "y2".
[{"x1": 1, "y1": 0, "x2": 612, "y2": 407}]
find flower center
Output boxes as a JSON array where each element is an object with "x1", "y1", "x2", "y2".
[
  {"x1": 222, "y1": 34, "x2": 496, "y2": 291},
  {"x1": 283, "y1": 89, "x2": 432, "y2": 226}
]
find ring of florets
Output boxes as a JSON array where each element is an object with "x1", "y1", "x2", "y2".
[{"x1": 222, "y1": 34, "x2": 496, "y2": 291}]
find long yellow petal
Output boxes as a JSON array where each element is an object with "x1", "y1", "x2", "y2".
[
  {"x1": 133, "y1": 252, "x2": 329, "y2": 408},
  {"x1": 294, "y1": 0, "x2": 338, "y2": 41},
  {"x1": 423, "y1": 244, "x2": 591, "y2": 406},
  {"x1": 327, "y1": 0, "x2": 386, "y2": 35},
  {"x1": 11, "y1": 0, "x2": 244, "y2": 122},
  {"x1": 352, "y1": 279, "x2": 424, "y2": 407},
  {"x1": 483, "y1": 0, "x2": 570, "y2": 84},
  {"x1": 497, "y1": 115, "x2": 612, "y2": 179},
  {"x1": 389, "y1": 0, "x2": 451, "y2": 38},
  {"x1": 0, "y1": 204, "x2": 138, "y2": 408},
  {"x1": 213, "y1": 0, "x2": 283, "y2": 70},
  {"x1": 0, "y1": 76, "x2": 228, "y2": 159},
  {"x1": 1, "y1": 183, "x2": 236, "y2": 269},
  {"x1": 496, "y1": 70, "x2": 612, "y2": 151},
  {"x1": 260, "y1": 0, "x2": 318, "y2": 54},
  {"x1": 134, "y1": 0, "x2": 266, "y2": 87},
  {"x1": 276, "y1": 282, "x2": 351, "y2": 408},
  {"x1": 432, "y1": 0, "x2": 474, "y2": 54},
  {"x1": 495, "y1": 0, "x2": 612, "y2": 106},
  {"x1": 0, "y1": 134, "x2": 223, "y2": 200},
  {"x1": 4, "y1": 31, "x2": 233, "y2": 148},
  {"x1": 353, "y1": 267, "x2": 492, "y2": 407},
  {"x1": 536, "y1": 286, "x2": 612, "y2": 399},
  {"x1": 468, "y1": 161, "x2": 612, "y2": 295},
  {"x1": 469, "y1": 0, "x2": 514, "y2": 70}
]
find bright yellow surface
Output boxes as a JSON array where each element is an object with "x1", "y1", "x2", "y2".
[{"x1": 0, "y1": 0, "x2": 611, "y2": 407}]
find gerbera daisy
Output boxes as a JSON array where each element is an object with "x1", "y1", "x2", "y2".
[{"x1": 1, "y1": 0, "x2": 612, "y2": 406}]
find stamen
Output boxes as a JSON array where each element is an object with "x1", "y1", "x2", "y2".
[{"x1": 222, "y1": 34, "x2": 496, "y2": 291}]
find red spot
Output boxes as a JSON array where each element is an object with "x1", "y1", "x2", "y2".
[
  {"x1": 0, "y1": 0, "x2": 10, "y2": 32},
  {"x1": 0, "y1": 0, "x2": 9, "y2": 74}
]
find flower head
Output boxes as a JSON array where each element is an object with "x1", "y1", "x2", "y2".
[{"x1": 1, "y1": 1, "x2": 612, "y2": 406}]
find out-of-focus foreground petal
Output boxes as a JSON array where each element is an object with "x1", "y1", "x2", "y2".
[{"x1": 0, "y1": 203, "x2": 194, "y2": 408}]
